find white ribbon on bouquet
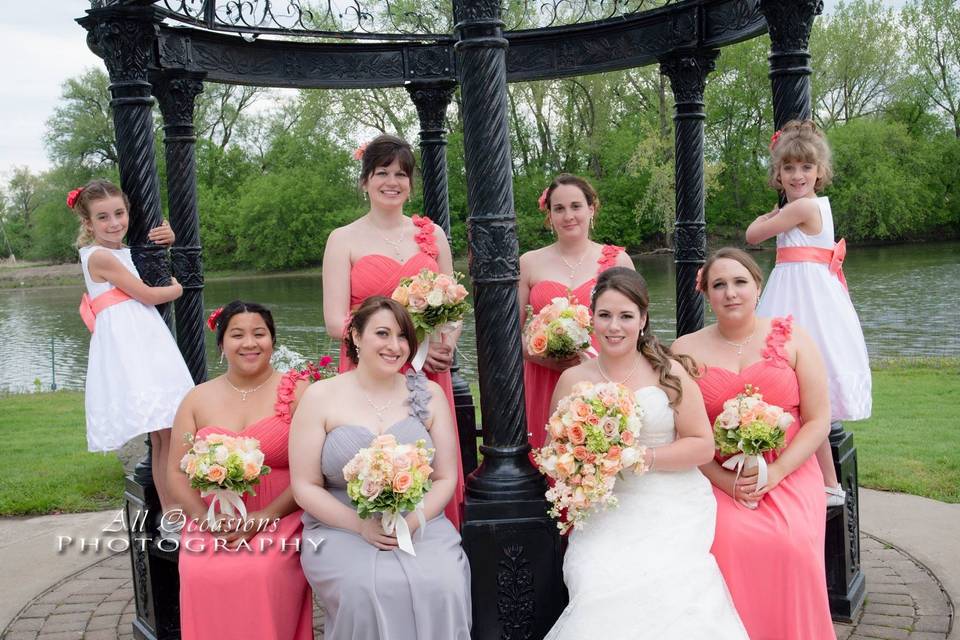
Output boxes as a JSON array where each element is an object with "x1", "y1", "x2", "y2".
[
  {"x1": 721, "y1": 453, "x2": 768, "y2": 510},
  {"x1": 381, "y1": 503, "x2": 427, "y2": 556},
  {"x1": 201, "y1": 488, "x2": 247, "y2": 530},
  {"x1": 412, "y1": 320, "x2": 462, "y2": 372}
]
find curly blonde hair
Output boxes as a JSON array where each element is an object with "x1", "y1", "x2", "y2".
[
  {"x1": 69, "y1": 179, "x2": 130, "y2": 247},
  {"x1": 768, "y1": 119, "x2": 833, "y2": 192}
]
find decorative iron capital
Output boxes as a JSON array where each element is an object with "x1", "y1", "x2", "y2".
[
  {"x1": 759, "y1": 0, "x2": 824, "y2": 52},
  {"x1": 153, "y1": 72, "x2": 204, "y2": 131},
  {"x1": 659, "y1": 49, "x2": 720, "y2": 107},
  {"x1": 82, "y1": 10, "x2": 160, "y2": 84},
  {"x1": 406, "y1": 80, "x2": 457, "y2": 133},
  {"x1": 453, "y1": 0, "x2": 503, "y2": 27}
]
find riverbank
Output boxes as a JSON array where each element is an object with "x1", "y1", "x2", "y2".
[{"x1": 1, "y1": 358, "x2": 957, "y2": 516}]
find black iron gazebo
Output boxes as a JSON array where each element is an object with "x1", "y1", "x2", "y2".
[{"x1": 77, "y1": 1, "x2": 864, "y2": 637}]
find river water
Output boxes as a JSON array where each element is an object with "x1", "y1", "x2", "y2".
[{"x1": 1, "y1": 242, "x2": 957, "y2": 393}]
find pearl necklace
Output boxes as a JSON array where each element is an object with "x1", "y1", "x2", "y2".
[
  {"x1": 224, "y1": 374, "x2": 271, "y2": 401},
  {"x1": 596, "y1": 355, "x2": 644, "y2": 385},
  {"x1": 717, "y1": 321, "x2": 756, "y2": 357},
  {"x1": 557, "y1": 246, "x2": 590, "y2": 284}
]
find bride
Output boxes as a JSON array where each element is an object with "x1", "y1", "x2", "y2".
[{"x1": 543, "y1": 267, "x2": 747, "y2": 639}]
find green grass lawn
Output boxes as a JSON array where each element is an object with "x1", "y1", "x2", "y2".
[
  {"x1": 846, "y1": 357, "x2": 960, "y2": 503},
  {"x1": 0, "y1": 391, "x2": 125, "y2": 515},
  {"x1": 1, "y1": 357, "x2": 957, "y2": 516}
]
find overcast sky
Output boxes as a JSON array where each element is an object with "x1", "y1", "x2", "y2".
[{"x1": 1, "y1": 0, "x2": 894, "y2": 182}]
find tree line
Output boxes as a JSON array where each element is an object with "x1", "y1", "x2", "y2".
[{"x1": 1, "y1": 0, "x2": 957, "y2": 270}]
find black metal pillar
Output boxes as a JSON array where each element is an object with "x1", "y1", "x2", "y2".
[
  {"x1": 153, "y1": 71, "x2": 208, "y2": 385},
  {"x1": 660, "y1": 49, "x2": 719, "y2": 337},
  {"x1": 760, "y1": 0, "x2": 864, "y2": 621},
  {"x1": 80, "y1": 5, "x2": 179, "y2": 640},
  {"x1": 453, "y1": 1, "x2": 565, "y2": 638},
  {"x1": 406, "y1": 80, "x2": 480, "y2": 476}
]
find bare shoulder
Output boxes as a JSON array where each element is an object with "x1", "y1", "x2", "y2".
[
  {"x1": 670, "y1": 329, "x2": 706, "y2": 354},
  {"x1": 424, "y1": 378, "x2": 445, "y2": 399},
  {"x1": 86, "y1": 248, "x2": 120, "y2": 268},
  {"x1": 615, "y1": 250, "x2": 635, "y2": 269}
]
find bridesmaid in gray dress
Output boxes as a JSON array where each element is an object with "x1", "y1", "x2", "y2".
[{"x1": 290, "y1": 296, "x2": 471, "y2": 640}]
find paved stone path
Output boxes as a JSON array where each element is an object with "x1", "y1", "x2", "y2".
[{"x1": 2, "y1": 533, "x2": 951, "y2": 640}]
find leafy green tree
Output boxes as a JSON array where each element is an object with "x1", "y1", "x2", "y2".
[
  {"x1": 901, "y1": 0, "x2": 960, "y2": 137},
  {"x1": 44, "y1": 69, "x2": 117, "y2": 170}
]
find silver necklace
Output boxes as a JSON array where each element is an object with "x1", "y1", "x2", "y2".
[
  {"x1": 557, "y1": 246, "x2": 590, "y2": 283},
  {"x1": 596, "y1": 355, "x2": 644, "y2": 385},
  {"x1": 224, "y1": 375, "x2": 271, "y2": 401},
  {"x1": 362, "y1": 392, "x2": 394, "y2": 423},
  {"x1": 368, "y1": 218, "x2": 405, "y2": 260},
  {"x1": 717, "y1": 322, "x2": 756, "y2": 357}
]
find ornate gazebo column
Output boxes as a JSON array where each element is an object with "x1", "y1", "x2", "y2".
[
  {"x1": 760, "y1": 0, "x2": 865, "y2": 621},
  {"x1": 153, "y1": 71, "x2": 208, "y2": 385},
  {"x1": 79, "y1": 5, "x2": 180, "y2": 640},
  {"x1": 406, "y1": 80, "x2": 480, "y2": 475},
  {"x1": 660, "y1": 49, "x2": 719, "y2": 337},
  {"x1": 453, "y1": 0, "x2": 565, "y2": 638}
]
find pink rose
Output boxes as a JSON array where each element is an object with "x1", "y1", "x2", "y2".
[
  {"x1": 572, "y1": 445, "x2": 589, "y2": 461},
  {"x1": 601, "y1": 417, "x2": 619, "y2": 438},
  {"x1": 392, "y1": 471, "x2": 413, "y2": 493},
  {"x1": 361, "y1": 479, "x2": 383, "y2": 499},
  {"x1": 373, "y1": 434, "x2": 397, "y2": 448},
  {"x1": 574, "y1": 306, "x2": 592, "y2": 328},
  {"x1": 567, "y1": 424, "x2": 586, "y2": 445},
  {"x1": 529, "y1": 332, "x2": 548, "y2": 355},
  {"x1": 620, "y1": 430, "x2": 635, "y2": 446},
  {"x1": 408, "y1": 295, "x2": 428, "y2": 312}
]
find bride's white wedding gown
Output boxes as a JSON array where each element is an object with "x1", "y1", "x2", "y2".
[{"x1": 545, "y1": 386, "x2": 748, "y2": 640}]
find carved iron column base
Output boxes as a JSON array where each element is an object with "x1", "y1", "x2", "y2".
[
  {"x1": 825, "y1": 422, "x2": 865, "y2": 622},
  {"x1": 462, "y1": 496, "x2": 566, "y2": 640},
  {"x1": 124, "y1": 476, "x2": 181, "y2": 640}
]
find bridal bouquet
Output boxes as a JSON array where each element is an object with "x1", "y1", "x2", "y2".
[
  {"x1": 391, "y1": 269, "x2": 470, "y2": 371},
  {"x1": 343, "y1": 434, "x2": 434, "y2": 555},
  {"x1": 713, "y1": 384, "x2": 791, "y2": 509},
  {"x1": 524, "y1": 296, "x2": 595, "y2": 360},
  {"x1": 533, "y1": 381, "x2": 647, "y2": 534},
  {"x1": 179, "y1": 433, "x2": 271, "y2": 528}
]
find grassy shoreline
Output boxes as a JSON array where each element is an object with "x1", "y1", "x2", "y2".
[{"x1": 1, "y1": 358, "x2": 957, "y2": 516}]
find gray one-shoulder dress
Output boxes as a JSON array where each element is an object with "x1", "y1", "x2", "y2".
[{"x1": 300, "y1": 371, "x2": 471, "y2": 640}]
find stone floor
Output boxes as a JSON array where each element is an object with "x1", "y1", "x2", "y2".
[{"x1": 1, "y1": 533, "x2": 952, "y2": 640}]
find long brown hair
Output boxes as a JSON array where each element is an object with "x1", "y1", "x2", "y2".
[{"x1": 591, "y1": 267, "x2": 685, "y2": 406}]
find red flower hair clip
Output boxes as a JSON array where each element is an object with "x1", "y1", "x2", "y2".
[
  {"x1": 769, "y1": 129, "x2": 783, "y2": 151},
  {"x1": 206, "y1": 307, "x2": 224, "y2": 332},
  {"x1": 537, "y1": 187, "x2": 550, "y2": 212},
  {"x1": 66, "y1": 188, "x2": 84, "y2": 209},
  {"x1": 352, "y1": 142, "x2": 368, "y2": 161},
  {"x1": 694, "y1": 266, "x2": 704, "y2": 292}
]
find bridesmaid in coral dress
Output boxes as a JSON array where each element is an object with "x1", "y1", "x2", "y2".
[
  {"x1": 672, "y1": 248, "x2": 835, "y2": 640},
  {"x1": 518, "y1": 174, "x2": 634, "y2": 449},
  {"x1": 169, "y1": 301, "x2": 313, "y2": 640},
  {"x1": 322, "y1": 134, "x2": 464, "y2": 528}
]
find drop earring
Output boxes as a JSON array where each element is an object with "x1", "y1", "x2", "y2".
[{"x1": 219, "y1": 351, "x2": 224, "y2": 365}]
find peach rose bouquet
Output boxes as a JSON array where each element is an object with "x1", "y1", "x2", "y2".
[
  {"x1": 524, "y1": 296, "x2": 595, "y2": 361},
  {"x1": 343, "y1": 434, "x2": 435, "y2": 555},
  {"x1": 391, "y1": 268, "x2": 471, "y2": 371},
  {"x1": 714, "y1": 384, "x2": 791, "y2": 509},
  {"x1": 533, "y1": 381, "x2": 647, "y2": 533},
  {"x1": 179, "y1": 433, "x2": 271, "y2": 528}
]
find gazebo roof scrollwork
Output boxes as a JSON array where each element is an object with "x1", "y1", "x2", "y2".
[{"x1": 85, "y1": 0, "x2": 767, "y2": 89}]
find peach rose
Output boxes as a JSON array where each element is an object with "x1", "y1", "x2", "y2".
[
  {"x1": 392, "y1": 286, "x2": 410, "y2": 306},
  {"x1": 566, "y1": 424, "x2": 586, "y2": 445},
  {"x1": 529, "y1": 332, "x2": 548, "y2": 355},
  {"x1": 548, "y1": 417, "x2": 565, "y2": 440},
  {"x1": 374, "y1": 434, "x2": 398, "y2": 448},
  {"x1": 409, "y1": 295, "x2": 428, "y2": 312},
  {"x1": 434, "y1": 274, "x2": 454, "y2": 289},
  {"x1": 408, "y1": 281, "x2": 428, "y2": 297},
  {"x1": 392, "y1": 471, "x2": 413, "y2": 493},
  {"x1": 570, "y1": 398, "x2": 592, "y2": 420},
  {"x1": 243, "y1": 461, "x2": 261, "y2": 480},
  {"x1": 620, "y1": 430, "x2": 635, "y2": 446},
  {"x1": 207, "y1": 464, "x2": 227, "y2": 484},
  {"x1": 574, "y1": 306, "x2": 591, "y2": 328},
  {"x1": 606, "y1": 445, "x2": 622, "y2": 461},
  {"x1": 572, "y1": 445, "x2": 590, "y2": 461},
  {"x1": 393, "y1": 453, "x2": 412, "y2": 471},
  {"x1": 556, "y1": 452, "x2": 576, "y2": 477}
]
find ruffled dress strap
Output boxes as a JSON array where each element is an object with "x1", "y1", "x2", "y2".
[
  {"x1": 596, "y1": 244, "x2": 625, "y2": 274},
  {"x1": 404, "y1": 369, "x2": 433, "y2": 426},
  {"x1": 273, "y1": 369, "x2": 309, "y2": 425},
  {"x1": 762, "y1": 315, "x2": 794, "y2": 368},
  {"x1": 411, "y1": 215, "x2": 440, "y2": 260}
]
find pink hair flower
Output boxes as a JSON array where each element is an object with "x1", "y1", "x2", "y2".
[
  {"x1": 694, "y1": 266, "x2": 704, "y2": 292},
  {"x1": 537, "y1": 187, "x2": 550, "y2": 212},
  {"x1": 206, "y1": 307, "x2": 224, "y2": 332},
  {"x1": 352, "y1": 142, "x2": 368, "y2": 161},
  {"x1": 66, "y1": 188, "x2": 84, "y2": 209},
  {"x1": 769, "y1": 130, "x2": 783, "y2": 151}
]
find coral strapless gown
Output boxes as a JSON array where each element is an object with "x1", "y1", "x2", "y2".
[
  {"x1": 524, "y1": 245, "x2": 624, "y2": 449},
  {"x1": 339, "y1": 215, "x2": 465, "y2": 529},
  {"x1": 695, "y1": 317, "x2": 834, "y2": 640},
  {"x1": 178, "y1": 370, "x2": 313, "y2": 640}
]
